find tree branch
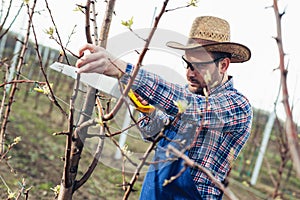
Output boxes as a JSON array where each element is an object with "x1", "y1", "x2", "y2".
[{"x1": 272, "y1": 0, "x2": 300, "y2": 178}]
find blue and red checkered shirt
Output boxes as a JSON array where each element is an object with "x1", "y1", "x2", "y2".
[{"x1": 121, "y1": 63, "x2": 253, "y2": 198}]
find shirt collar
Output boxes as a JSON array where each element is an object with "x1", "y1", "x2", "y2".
[{"x1": 209, "y1": 76, "x2": 233, "y2": 95}]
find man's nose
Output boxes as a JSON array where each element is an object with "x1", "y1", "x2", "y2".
[{"x1": 186, "y1": 68, "x2": 197, "y2": 76}]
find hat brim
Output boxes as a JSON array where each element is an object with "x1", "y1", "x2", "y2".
[{"x1": 166, "y1": 41, "x2": 251, "y2": 63}]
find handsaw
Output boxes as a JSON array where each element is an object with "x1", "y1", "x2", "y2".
[{"x1": 49, "y1": 62, "x2": 155, "y2": 113}]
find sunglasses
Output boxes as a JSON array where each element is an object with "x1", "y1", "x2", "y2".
[{"x1": 182, "y1": 55, "x2": 225, "y2": 71}]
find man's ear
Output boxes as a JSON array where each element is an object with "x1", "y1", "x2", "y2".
[{"x1": 219, "y1": 58, "x2": 230, "y2": 73}]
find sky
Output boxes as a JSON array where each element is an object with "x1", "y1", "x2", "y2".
[{"x1": 2, "y1": 0, "x2": 300, "y2": 124}]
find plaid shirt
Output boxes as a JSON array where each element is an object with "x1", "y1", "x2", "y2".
[{"x1": 121, "y1": 63, "x2": 253, "y2": 198}]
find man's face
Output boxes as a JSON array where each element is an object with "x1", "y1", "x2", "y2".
[{"x1": 183, "y1": 50, "x2": 226, "y2": 94}]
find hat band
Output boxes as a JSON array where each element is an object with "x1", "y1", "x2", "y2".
[{"x1": 187, "y1": 38, "x2": 220, "y2": 46}]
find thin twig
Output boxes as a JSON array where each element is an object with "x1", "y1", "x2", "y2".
[
  {"x1": 103, "y1": 0, "x2": 170, "y2": 121},
  {"x1": 44, "y1": 0, "x2": 70, "y2": 64},
  {"x1": 0, "y1": 80, "x2": 46, "y2": 87},
  {"x1": 31, "y1": 23, "x2": 68, "y2": 116}
]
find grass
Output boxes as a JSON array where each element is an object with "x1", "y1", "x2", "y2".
[{"x1": 0, "y1": 83, "x2": 146, "y2": 200}]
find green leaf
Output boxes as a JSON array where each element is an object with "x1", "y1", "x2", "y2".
[
  {"x1": 74, "y1": 5, "x2": 84, "y2": 12},
  {"x1": 121, "y1": 17, "x2": 134, "y2": 28},
  {"x1": 44, "y1": 27, "x2": 54, "y2": 36},
  {"x1": 188, "y1": 0, "x2": 199, "y2": 7}
]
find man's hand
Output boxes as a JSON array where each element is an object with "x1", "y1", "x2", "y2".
[
  {"x1": 134, "y1": 92, "x2": 149, "y2": 106},
  {"x1": 75, "y1": 43, "x2": 127, "y2": 78}
]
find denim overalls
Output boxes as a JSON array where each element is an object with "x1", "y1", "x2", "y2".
[{"x1": 139, "y1": 129, "x2": 203, "y2": 200}]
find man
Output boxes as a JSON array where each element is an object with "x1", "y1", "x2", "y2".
[{"x1": 76, "y1": 16, "x2": 253, "y2": 199}]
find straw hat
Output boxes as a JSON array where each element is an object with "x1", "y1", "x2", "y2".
[{"x1": 166, "y1": 16, "x2": 251, "y2": 63}]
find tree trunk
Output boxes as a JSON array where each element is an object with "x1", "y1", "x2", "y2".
[{"x1": 57, "y1": 184, "x2": 73, "y2": 199}]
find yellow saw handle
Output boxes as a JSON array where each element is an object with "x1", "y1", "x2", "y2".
[{"x1": 128, "y1": 89, "x2": 155, "y2": 113}]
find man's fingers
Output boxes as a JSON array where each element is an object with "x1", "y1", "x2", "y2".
[
  {"x1": 76, "y1": 43, "x2": 120, "y2": 76},
  {"x1": 78, "y1": 43, "x2": 95, "y2": 53},
  {"x1": 134, "y1": 92, "x2": 149, "y2": 106},
  {"x1": 77, "y1": 59, "x2": 105, "y2": 74},
  {"x1": 76, "y1": 49, "x2": 107, "y2": 73}
]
